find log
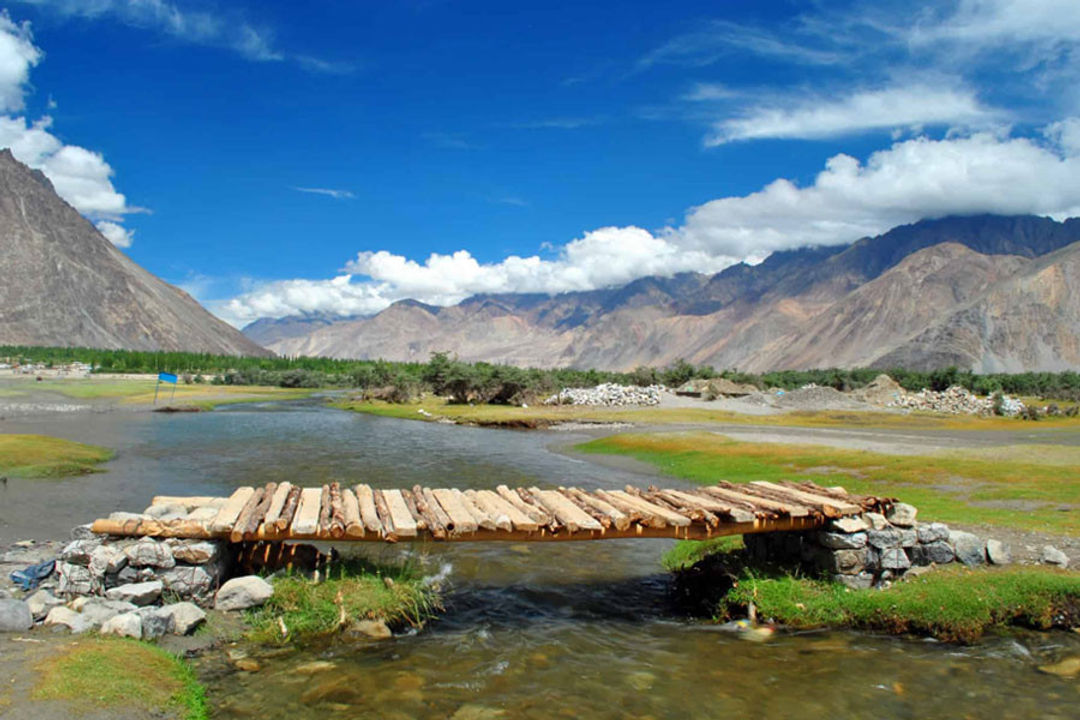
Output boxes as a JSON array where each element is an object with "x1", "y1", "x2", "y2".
[
  {"x1": 355, "y1": 484, "x2": 383, "y2": 536},
  {"x1": 456, "y1": 489, "x2": 496, "y2": 531},
  {"x1": 556, "y1": 488, "x2": 611, "y2": 529},
  {"x1": 475, "y1": 489, "x2": 537, "y2": 532},
  {"x1": 635, "y1": 487, "x2": 696, "y2": 517},
  {"x1": 651, "y1": 489, "x2": 720, "y2": 527},
  {"x1": 528, "y1": 488, "x2": 603, "y2": 533},
  {"x1": 750, "y1": 481, "x2": 860, "y2": 517},
  {"x1": 432, "y1": 489, "x2": 478, "y2": 534},
  {"x1": 274, "y1": 486, "x2": 302, "y2": 533},
  {"x1": 418, "y1": 486, "x2": 451, "y2": 538},
  {"x1": 383, "y1": 489, "x2": 418, "y2": 537},
  {"x1": 262, "y1": 482, "x2": 293, "y2": 528},
  {"x1": 232, "y1": 484, "x2": 275, "y2": 542},
  {"x1": 317, "y1": 485, "x2": 332, "y2": 538},
  {"x1": 496, "y1": 485, "x2": 551, "y2": 525},
  {"x1": 703, "y1": 484, "x2": 805, "y2": 517},
  {"x1": 90, "y1": 518, "x2": 216, "y2": 538},
  {"x1": 328, "y1": 482, "x2": 346, "y2": 539},
  {"x1": 399, "y1": 489, "x2": 428, "y2": 531},
  {"x1": 664, "y1": 488, "x2": 756, "y2": 523},
  {"x1": 341, "y1": 489, "x2": 364, "y2": 538},
  {"x1": 603, "y1": 490, "x2": 692, "y2": 527},
  {"x1": 372, "y1": 489, "x2": 397, "y2": 541},
  {"x1": 466, "y1": 490, "x2": 513, "y2": 532},
  {"x1": 594, "y1": 490, "x2": 651, "y2": 526},
  {"x1": 516, "y1": 487, "x2": 559, "y2": 529},
  {"x1": 565, "y1": 488, "x2": 630, "y2": 531},
  {"x1": 291, "y1": 487, "x2": 323, "y2": 536},
  {"x1": 210, "y1": 487, "x2": 255, "y2": 534}
]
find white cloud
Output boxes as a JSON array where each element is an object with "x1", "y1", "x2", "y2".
[
  {"x1": 639, "y1": 19, "x2": 843, "y2": 69},
  {"x1": 0, "y1": 12, "x2": 41, "y2": 112},
  {"x1": 706, "y1": 84, "x2": 999, "y2": 145},
  {"x1": 911, "y1": 0, "x2": 1080, "y2": 47},
  {"x1": 294, "y1": 186, "x2": 355, "y2": 200},
  {"x1": 0, "y1": 17, "x2": 137, "y2": 246},
  {"x1": 219, "y1": 123, "x2": 1080, "y2": 325}
]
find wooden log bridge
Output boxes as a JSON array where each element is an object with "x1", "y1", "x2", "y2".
[{"x1": 90, "y1": 481, "x2": 891, "y2": 543}]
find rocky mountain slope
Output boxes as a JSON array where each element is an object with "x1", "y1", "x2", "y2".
[
  {"x1": 0, "y1": 150, "x2": 269, "y2": 356},
  {"x1": 254, "y1": 214, "x2": 1080, "y2": 371}
]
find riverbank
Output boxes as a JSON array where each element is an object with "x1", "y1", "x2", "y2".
[{"x1": 0, "y1": 434, "x2": 113, "y2": 478}]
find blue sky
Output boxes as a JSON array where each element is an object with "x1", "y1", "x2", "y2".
[{"x1": 1, "y1": 1, "x2": 1079, "y2": 326}]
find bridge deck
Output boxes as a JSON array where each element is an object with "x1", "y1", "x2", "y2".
[{"x1": 90, "y1": 481, "x2": 890, "y2": 543}]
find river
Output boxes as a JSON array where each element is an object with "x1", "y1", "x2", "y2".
[{"x1": 2, "y1": 399, "x2": 1078, "y2": 719}]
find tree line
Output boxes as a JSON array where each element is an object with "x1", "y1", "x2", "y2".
[{"x1": 3, "y1": 345, "x2": 1078, "y2": 403}]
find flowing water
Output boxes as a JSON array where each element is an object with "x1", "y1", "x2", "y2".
[{"x1": 3, "y1": 400, "x2": 1079, "y2": 719}]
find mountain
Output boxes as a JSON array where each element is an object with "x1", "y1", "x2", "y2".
[
  {"x1": 252, "y1": 214, "x2": 1080, "y2": 371},
  {"x1": 0, "y1": 150, "x2": 269, "y2": 356}
]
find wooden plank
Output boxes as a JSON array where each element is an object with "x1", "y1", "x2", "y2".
[
  {"x1": 606, "y1": 490, "x2": 692, "y2": 527},
  {"x1": 317, "y1": 485, "x2": 332, "y2": 538},
  {"x1": 529, "y1": 488, "x2": 604, "y2": 533},
  {"x1": 290, "y1": 487, "x2": 323, "y2": 536},
  {"x1": 355, "y1": 484, "x2": 383, "y2": 535},
  {"x1": 475, "y1": 490, "x2": 537, "y2": 532},
  {"x1": 418, "y1": 487, "x2": 451, "y2": 538},
  {"x1": 231, "y1": 484, "x2": 274, "y2": 542},
  {"x1": 432, "y1": 489, "x2": 478, "y2": 534},
  {"x1": 594, "y1": 490, "x2": 653, "y2": 526},
  {"x1": 328, "y1": 482, "x2": 346, "y2": 539},
  {"x1": 372, "y1": 490, "x2": 397, "y2": 540},
  {"x1": 341, "y1": 489, "x2": 364, "y2": 537},
  {"x1": 663, "y1": 488, "x2": 756, "y2": 523},
  {"x1": 703, "y1": 484, "x2": 809, "y2": 517},
  {"x1": 651, "y1": 489, "x2": 720, "y2": 526},
  {"x1": 750, "y1": 481, "x2": 860, "y2": 516},
  {"x1": 456, "y1": 489, "x2": 496, "y2": 531},
  {"x1": 516, "y1": 488, "x2": 560, "y2": 529},
  {"x1": 466, "y1": 490, "x2": 512, "y2": 532},
  {"x1": 557, "y1": 488, "x2": 611, "y2": 529},
  {"x1": 209, "y1": 487, "x2": 255, "y2": 533},
  {"x1": 383, "y1": 489, "x2": 418, "y2": 537},
  {"x1": 262, "y1": 482, "x2": 293, "y2": 527},
  {"x1": 495, "y1": 485, "x2": 551, "y2": 525},
  {"x1": 566, "y1": 488, "x2": 630, "y2": 531}
]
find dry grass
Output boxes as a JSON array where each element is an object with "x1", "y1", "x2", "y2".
[{"x1": 2, "y1": 377, "x2": 314, "y2": 407}]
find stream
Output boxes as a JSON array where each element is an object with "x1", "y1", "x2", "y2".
[{"x1": 2, "y1": 399, "x2": 1078, "y2": 719}]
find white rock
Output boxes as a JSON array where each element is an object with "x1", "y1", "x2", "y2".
[
  {"x1": 1041, "y1": 545, "x2": 1070, "y2": 568},
  {"x1": 100, "y1": 611, "x2": 142, "y2": 639},
  {"x1": 137, "y1": 606, "x2": 173, "y2": 639},
  {"x1": 169, "y1": 540, "x2": 221, "y2": 565},
  {"x1": 160, "y1": 602, "x2": 206, "y2": 635},
  {"x1": 0, "y1": 599, "x2": 33, "y2": 632},
  {"x1": 44, "y1": 606, "x2": 92, "y2": 633},
  {"x1": 105, "y1": 581, "x2": 163, "y2": 606},
  {"x1": 25, "y1": 589, "x2": 64, "y2": 621},
  {"x1": 79, "y1": 598, "x2": 137, "y2": 627},
  {"x1": 123, "y1": 539, "x2": 175, "y2": 569},
  {"x1": 985, "y1": 539, "x2": 1012, "y2": 565},
  {"x1": 215, "y1": 576, "x2": 273, "y2": 611},
  {"x1": 886, "y1": 503, "x2": 918, "y2": 527}
]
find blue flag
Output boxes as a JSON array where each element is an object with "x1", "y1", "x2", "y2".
[{"x1": 158, "y1": 372, "x2": 178, "y2": 384}]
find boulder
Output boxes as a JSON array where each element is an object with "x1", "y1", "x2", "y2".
[
  {"x1": 833, "y1": 572, "x2": 874, "y2": 590},
  {"x1": 160, "y1": 602, "x2": 206, "y2": 635},
  {"x1": 146, "y1": 503, "x2": 186, "y2": 519},
  {"x1": 215, "y1": 576, "x2": 273, "y2": 611},
  {"x1": 70, "y1": 524, "x2": 96, "y2": 540},
  {"x1": 898, "y1": 529, "x2": 918, "y2": 547},
  {"x1": 886, "y1": 503, "x2": 918, "y2": 527},
  {"x1": 123, "y1": 539, "x2": 175, "y2": 569},
  {"x1": 56, "y1": 561, "x2": 96, "y2": 596},
  {"x1": 58, "y1": 538, "x2": 101, "y2": 566},
  {"x1": 89, "y1": 545, "x2": 127, "y2": 577},
  {"x1": 79, "y1": 598, "x2": 137, "y2": 627},
  {"x1": 829, "y1": 516, "x2": 869, "y2": 533},
  {"x1": 100, "y1": 612, "x2": 142, "y2": 639},
  {"x1": 864, "y1": 512, "x2": 889, "y2": 530},
  {"x1": 817, "y1": 531, "x2": 867, "y2": 550},
  {"x1": 169, "y1": 540, "x2": 221, "y2": 565},
  {"x1": 949, "y1": 530, "x2": 986, "y2": 566},
  {"x1": 985, "y1": 539, "x2": 1012, "y2": 565},
  {"x1": 158, "y1": 564, "x2": 219, "y2": 601},
  {"x1": 1041, "y1": 545, "x2": 1070, "y2": 568},
  {"x1": 916, "y1": 522, "x2": 950, "y2": 544},
  {"x1": 867, "y1": 528, "x2": 902, "y2": 549},
  {"x1": 911, "y1": 541, "x2": 955, "y2": 566},
  {"x1": 879, "y1": 548, "x2": 911, "y2": 571},
  {"x1": 25, "y1": 589, "x2": 64, "y2": 621},
  {"x1": 346, "y1": 618, "x2": 392, "y2": 640},
  {"x1": 44, "y1": 606, "x2": 92, "y2": 633},
  {"x1": 137, "y1": 606, "x2": 173, "y2": 639},
  {"x1": 105, "y1": 581, "x2": 163, "y2": 606},
  {"x1": 0, "y1": 599, "x2": 33, "y2": 632}
]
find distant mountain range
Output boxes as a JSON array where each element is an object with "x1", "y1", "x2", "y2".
[
  {"x1": 249, "y1": 215, "x2": 1080, "y2": 372},
  {"x1": 0, "y1": 150, "x2": 268, "y2": 356}
]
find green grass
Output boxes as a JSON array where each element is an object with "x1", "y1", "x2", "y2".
[
  {"x1": 577, "y1": 432, "x2": 1080, "y2": 534},
  {"x1": 338, "y1": 397, "x2": 1080, "y2": 431},
  {"x1": 245, "y1": 557, "x2": 441, "y2": 645},
  {"x1": 721, "y1": 564, "x2": 1080, "y2": 643},
  {"x1": 32, "y1": 637, "x2": 207, "y2": 720},
  {"x1": 663, "y1": 536, "x2": 744, "y2": 571},
  {"x1": 0, "y1": 377, "x2": 315, "y2": 407},
  {"x1": 0, "y1": 433, "x2": 113, "y2": 478}
]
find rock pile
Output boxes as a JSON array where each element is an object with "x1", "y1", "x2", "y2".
[
  {"x1": 745, "y1": 503, "x2": 1013, "y2": 589},
  {"x1": 544, "y1": 383, "x2": 664, "y2": 407},
  {"x1": 888, "y1": 385, "x2": 1025, "y2": 416},
  {"x1": 2, "y1": 524, "x2": 276, "y2": 640}
]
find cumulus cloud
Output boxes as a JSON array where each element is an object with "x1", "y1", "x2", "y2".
[
  {"x1": 219, "y1": 123, "x2": 1080, "y2": 326},
  {"x1": 706, "y1": 84, "x2": 999, "y2": 145},
  {"x1": 0, "y1": 16, "x2": 137, "y2": 246}
]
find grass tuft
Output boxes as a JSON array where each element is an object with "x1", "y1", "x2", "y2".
[
  {"x1": 245, "y1": 556, "x2": 441, "y2": 645},
  {"x1": 0, "y1": 433, "x2": 113, "y2": 478},
  {"x1": 32, "y1": 637, "x2": 207, "y2": 720}
]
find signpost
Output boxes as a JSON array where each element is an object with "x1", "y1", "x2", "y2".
[{"x1": 154, "y1": 372, "x2": 178, "y2": 405}]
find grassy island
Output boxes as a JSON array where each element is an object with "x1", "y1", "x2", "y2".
[{"x1": 0, "y1": 433, "x2": 113, "y2": 478}]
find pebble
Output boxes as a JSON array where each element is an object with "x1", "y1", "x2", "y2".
[
  {"x1": 1037, "y1": 657, "x2": 1080, "y2": 678},
  {"x1": 235, "y1": 658, "x2": 261, "y2": 672}
]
